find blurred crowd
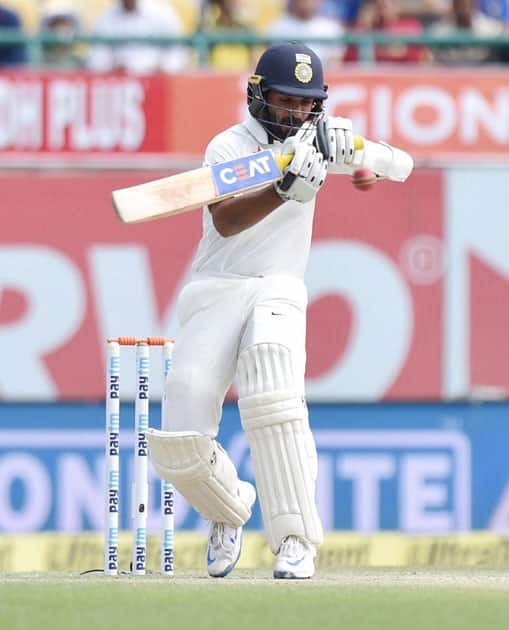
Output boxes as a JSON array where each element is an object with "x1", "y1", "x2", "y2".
[{"x1": 1, "y1": 0, "x2": 508, "y2": 71}]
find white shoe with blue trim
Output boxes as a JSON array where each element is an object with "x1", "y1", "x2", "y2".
[
  {"x1": 206, "y1": 522, "x2": 242, "y2": 578},
  {"x1": 273, "y1": 535, "x2": 316, "y2": 579}
]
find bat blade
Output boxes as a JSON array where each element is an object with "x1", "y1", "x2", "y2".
[{"x1": 113, "y1": 149, "x2": 291, "y2": 224}]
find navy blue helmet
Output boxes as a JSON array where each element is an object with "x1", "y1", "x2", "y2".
[{"x1": 248, "y1": 43, "x2": 328, "y2": 141}]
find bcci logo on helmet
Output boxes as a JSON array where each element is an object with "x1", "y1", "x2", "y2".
[
  {"x1": 212, "y1": 150, "x2": 281, "y2": 196},
  {"x1": 294, "y1": 63, "x2": 313, "y2": 84}
]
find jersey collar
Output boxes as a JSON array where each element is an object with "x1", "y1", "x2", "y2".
[{"x1": 244, "y1": 111, "x2": 272, "y2": 146}]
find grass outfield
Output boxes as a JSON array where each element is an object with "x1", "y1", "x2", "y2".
[{"x1": 2, "y1": 569, "x2": 509, "y2": 630}]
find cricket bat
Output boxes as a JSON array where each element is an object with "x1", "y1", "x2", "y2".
[
  {"x1": 112, "y1": 149, "x2": 294, "y2": 224},
  {"x1": 112, "y1": 135, "x2": 413, "y2": 224}
]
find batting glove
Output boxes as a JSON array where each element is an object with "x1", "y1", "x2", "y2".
[
  {"x1": 324, "y1": 116, "x2": 355, "y2": 173},
  {"x1": 274, "y1": 137, "x2": 328, "y2": 204}
]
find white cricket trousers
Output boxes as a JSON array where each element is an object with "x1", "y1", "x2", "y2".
[{"x1": 163, "y1": 273, "x2": 307, "y2": 436}]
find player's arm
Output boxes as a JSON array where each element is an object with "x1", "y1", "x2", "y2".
[
  {"x1": 209, "y1": 140, "x2": 328, "y2": 237},
  {"x1": 208, "y1": 187, "x2": 283, "y2": 237}
]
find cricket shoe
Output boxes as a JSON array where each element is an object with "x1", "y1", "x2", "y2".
[
  {"x1": 206, "y1": 522, "x2": 242, "y2": 578},
  {"x1": 273, "y1": 535, "x2": 316, "y2": 579}
]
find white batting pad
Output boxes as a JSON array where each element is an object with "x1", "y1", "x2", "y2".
[
  {"x1": 146, "y1": 429, "x2": 256, "y2": 527},
  {"x1": 237, "y1": 344, "x2": 323, "y2": 553}
]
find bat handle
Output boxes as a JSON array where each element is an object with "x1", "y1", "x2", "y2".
[
  {"x1": 275, "y1": 153, "x2": 293, "y2": 172},
  {"x1": 274, "y1": 135, "x2": 365, "y2": 174},
  {"x1": 353, "y1": 135, "x2": 365, "y2": 150}
]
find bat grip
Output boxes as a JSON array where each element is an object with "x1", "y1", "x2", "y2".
[
  {"x1": 353, "y1": 135, "x2": 365, "y2": 150},
  {"x1": 274, "y1": 135, "x2": 365, "y2": 175},
  {"x1": 275, "y1": 153, "x2": 293, "y2": 173}
]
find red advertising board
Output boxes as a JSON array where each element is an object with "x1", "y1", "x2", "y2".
[
  {"x1": 0, "y1": 72, "x2": 168, "y2": 153},
  {"x1": 1, "y1": 69, "x2": 509, "y2": 161},
  {"x1": 167, "y1": 69, "x2": 509, "y2": 160},
  {"x1": 3, "y1": 166, "x2": 499, "y2": 402}
]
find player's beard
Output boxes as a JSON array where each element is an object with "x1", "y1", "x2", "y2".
[{"x1": 266, "y1": 113, "x2": 304, "y2": 141}]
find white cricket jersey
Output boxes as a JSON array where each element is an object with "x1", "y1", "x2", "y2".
[{"x1": 191, "y1": 113, "x2": 316, "y2": 280}]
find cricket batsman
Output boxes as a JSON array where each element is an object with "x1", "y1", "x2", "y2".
[{"x1": 146, "y1": 42, "x2": 409, "y2": 579}]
